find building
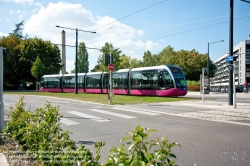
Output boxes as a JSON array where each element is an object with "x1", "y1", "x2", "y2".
[{"x1": 211, "y1": 36, "x2": 250, "y2": 92}]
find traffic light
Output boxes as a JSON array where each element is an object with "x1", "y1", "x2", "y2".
[
  {"x1": 110, "y1": 53, "x2": 113, "y2": 64},
  {"x1": 105, "y1": 54, "x2": 109, "y2": 66},
  {"x1": 105, "y1": 53, "x2": 114, "y2": 66},
  {"x1": 3, "y1": 48, "x2": 8, "y2": 58}
]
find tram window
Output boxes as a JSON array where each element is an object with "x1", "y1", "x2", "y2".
[
  {"x1": 141, "y1": 70, "x2": 158, "y2": 89},
  {"x1": 86, "y1": 75, "x2": 100, "y2": 88},
  {"x1": 40, "y1": 78, "x2": 45, "y2": 87},
  {"x1": 131, "y1": 72, "x2": 142, "y2": 88},
  {"x1": 46, "y1": 77, "x2": 61, "y2": 88},
  {"x1": 112, "y1": 73, "x2": 118, "y2": 87},
  {"x1": 78, "y1": 76, "x2": 84, "y2": 88},
  {"x1": 103, "y1": 75, "x2": 109, "y2": 89},
  {"x1": 64, "y1": 76, "x2": 75, "y2": 87},
  {"x1": 160, "y1": 71, "x2": 174, "y2": 87}
]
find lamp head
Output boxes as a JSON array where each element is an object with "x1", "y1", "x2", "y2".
[{"x1": 56, "y1": 25, "x2": 60, "y2": 28}]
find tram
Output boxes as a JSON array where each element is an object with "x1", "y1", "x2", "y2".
[{"x1": 39, "y1": 65, "x2": 188, "y2": 97}]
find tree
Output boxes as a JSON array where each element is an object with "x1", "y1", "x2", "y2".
[
  {"x1": 159, "y1": 45, "x2": 176, "y2": 65},
  {"x1": 31, "y1": 56, "x2": 45, "y2": 82},
  {"x1": 9, "y1": 20, "x2": 27, "y2": 39},
  {"x1": 0, "y1": 35, "x2": 62, "y2": 88},
  {"x1": 97, "y1": 42, "x2": 122, "y2": 72},
  {"x1": 142, "y1": 50, "x2": 154, "y2": 67},
  {"x1": 119, "y1": 54, "x2": 130, "y2": 69},
  {"x1": 71, "y1": 42, "x2": 89, "y2": 73},
  {"x1": 0, "y1": 34, "x2": 22, "y2": 88},
  {"x1": 130, "y1": 58, "x2": 143, "y2": 68},
  {"x1": 19, "y1": 37, "x2": 61, "y2": 76}
]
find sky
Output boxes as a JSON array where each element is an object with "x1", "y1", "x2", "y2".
[{"x1": 0, "y1": 0, "x2": 250, "y2": 73}]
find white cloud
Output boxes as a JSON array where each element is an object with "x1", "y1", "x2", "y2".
[
  {"x1": 10, "y1": 9, "x2": 26, "y2": 14},
  {"x1": 19, "y1": 15, "x2": 23, "y2": 20},
  {"x1": 0, "y1": 32, "x2": 8, "y2": 37},
  {"x1": 136, "y1": 30, "x2": 144, "y2": 36},
  {"x1": 23, "y1": 2, "x2": 160, "y2": 72},
  {"x1": 1, "y1": 0, "x2": 33, "y2": 4}
]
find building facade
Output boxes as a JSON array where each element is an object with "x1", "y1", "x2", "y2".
[{"x1": 211, "y1": 36, "x2": 250, "y2": 92}]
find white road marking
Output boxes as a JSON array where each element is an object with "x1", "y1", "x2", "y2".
[
  {"x1": 89, "y1": 109, "x2": 137, "y2": 119},
  {"x1": 67, "y1": 111, "x2": 110, "y2": 122},
  {"x1": 111, "y1": 107, "x2": 159, "y2": 116},
  {"x1": 60, "y1": 118, "x2": 80, "y2": 125},
  {"x1": 109, "y1": 106, "x2": 250, "y2": 127}
]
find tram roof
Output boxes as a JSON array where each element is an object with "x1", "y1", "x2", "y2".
[
  {"x1": 42, "y1": 74, "x2": 63, "y2": 78},
  {"x1": 131, "y1": 65, "x2": 168, "y2": 72},
  {"x1": 63, "y1": 73, "x2": 86, "y2": 77},
  {"x1": 86, "y1": 72, "x2": 103, "y2": 75}
]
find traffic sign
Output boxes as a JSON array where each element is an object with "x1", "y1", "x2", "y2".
[
  {"x1": 108, "y1": 63, "x2": 114, "y2": 70},
  {"x1": 226, "y1": 56, "x2": 234, "y2": 62}
]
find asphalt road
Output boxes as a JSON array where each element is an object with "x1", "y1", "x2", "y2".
[{"x1": 3, "y1": 92, "x2": 250, "y2": 166}]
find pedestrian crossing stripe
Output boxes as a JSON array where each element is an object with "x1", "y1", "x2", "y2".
[
  {"x1": 111, "y1": 107, "x2": 159, "y2": 116},
  {"x1": 67, "y1": 111, "x2": 110, "y2": 122},
  {"x1": 89, "y1": 109, "x2": 137, "y2": 119},
  {"x1": 60, "y1": 118, "x2": 80, "y2": 125}
]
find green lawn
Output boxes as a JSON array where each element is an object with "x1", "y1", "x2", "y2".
[{"x1": 4, "y1": 91, "x2": 192, "y2": 105}]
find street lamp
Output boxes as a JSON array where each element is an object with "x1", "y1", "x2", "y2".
[
  {"x1": 207, "y1": 40, "x2": 224, "y2": 91},
  {"x1": 56, "y1": 25, "x2": 96, "y2": 94},
  {"x1": 207, "y1": 40, "x2": 224, "y2": 76}
]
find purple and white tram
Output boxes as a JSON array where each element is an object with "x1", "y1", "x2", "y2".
[{"x1": 39, "y1": 65, "x2": 188, "y2": 97}]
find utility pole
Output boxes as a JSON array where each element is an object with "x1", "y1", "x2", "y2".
[
  {"x1": 228, "y1": 0, "x2": 234, "y2": 105},
  {"x1": 0, "y1": 47, "x2": 5, "y2": 131}
]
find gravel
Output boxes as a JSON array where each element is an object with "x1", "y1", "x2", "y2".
[
  {"x1": 0, "y1": 136, "x2": 39, "y2": 166},
  {"x1": 178, "y1": 105, "x2": 250, "y2": 121}
]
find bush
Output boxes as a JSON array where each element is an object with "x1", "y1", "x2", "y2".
[
  {"x1": 3, "y1": 97, "x2": 180, "y2": 166},
  {"x1": 187, "y1": 80, "x2": 200, "y2": 86},
  {"x1": 187, "y1": 80, "x2": 200, "y2": 91}
]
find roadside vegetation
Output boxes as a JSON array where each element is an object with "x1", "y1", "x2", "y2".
[
  {"x1": 1, "y1": 97, "x2": 180, "y2": 166},
  {"x1": 3, "y1": 91, "x2": 192, "y2": 105},
  {"x1": 187, "y1": 80, "x2": 200, "y2": 92}
]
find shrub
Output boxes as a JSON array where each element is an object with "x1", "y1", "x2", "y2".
[{"x1": 187, "y1": 80, "x2": 200, "y2": 86}]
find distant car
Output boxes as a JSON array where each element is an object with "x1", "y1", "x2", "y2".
[{"x1": 236, "y1": 86, "x2": 243, "y2": 93}]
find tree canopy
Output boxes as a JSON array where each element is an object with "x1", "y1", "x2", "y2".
[{"x1": 0, "y1": 21, "x2": 61, "y2": 88}]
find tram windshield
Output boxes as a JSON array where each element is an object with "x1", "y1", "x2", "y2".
[{"x1": 169, "y1": 67, "x2": 187, "y2": 88}]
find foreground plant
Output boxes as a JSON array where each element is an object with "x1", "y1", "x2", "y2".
[{"x1": 106, "y1": 125, "x2": 180, "y2": 166}]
